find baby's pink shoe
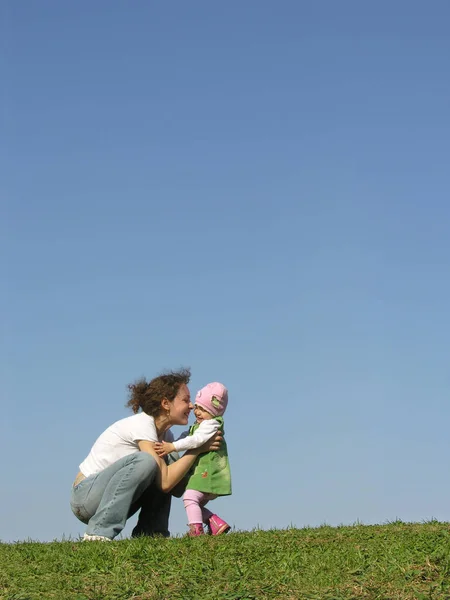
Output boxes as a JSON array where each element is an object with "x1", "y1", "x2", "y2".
[
  {"x1": 188, "y1": 523, "x2": 205, "y2": 537},
  {"x1": 208, "y1": 514, "x2": 231, "y2": 536}
]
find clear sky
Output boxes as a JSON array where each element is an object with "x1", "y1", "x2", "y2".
[{"x1": 2, "y1": 1, "x2": 450, "y2": 542}]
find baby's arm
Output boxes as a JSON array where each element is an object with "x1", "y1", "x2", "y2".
[
  {"x1": 154, "y1": 440, "x2": 176, "y2": 457},
  {"x1": 172, "y1": 420, "x2": 220, "y2": 452}
]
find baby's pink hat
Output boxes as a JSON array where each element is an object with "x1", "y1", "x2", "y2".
[{"x1": 195, "y1": 382, "x2": 228, "y2": 417}]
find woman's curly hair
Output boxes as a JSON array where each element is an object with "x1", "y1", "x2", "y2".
[{"x1": 126, "y1": 368, "x2": 191, "y2": 417}]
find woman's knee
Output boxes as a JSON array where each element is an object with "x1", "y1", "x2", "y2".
[{"x1": 134, "y1": 452, "x2": 158, "y2": 478}]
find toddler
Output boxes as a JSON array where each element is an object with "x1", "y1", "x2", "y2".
[{"x1": 155, "y1": 382, "x2": 231, "y2": 536}]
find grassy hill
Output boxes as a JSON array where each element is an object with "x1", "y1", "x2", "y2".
[{"x1": 1, "y1": 522, "x2": 449, "y2": 599}]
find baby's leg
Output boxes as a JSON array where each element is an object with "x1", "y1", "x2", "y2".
[
  {"x1": 199, "y1": 493, "x2": 217, "y2": 523},
  {"x1": 183, "y1": 490, "x2": 207, "y2": 524},
  {"x1": 199, "y1": 493, "x2": 230, "y2": 536}
]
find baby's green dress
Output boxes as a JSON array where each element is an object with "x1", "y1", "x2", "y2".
[{"x1": 185, "y1": 416, "x2": 232, "y2": 496}]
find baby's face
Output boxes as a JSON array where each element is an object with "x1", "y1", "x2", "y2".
[{"x1": 193, "y1": 404, "x2": 213, "y2": 424}]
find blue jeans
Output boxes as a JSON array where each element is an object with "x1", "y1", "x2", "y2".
[{"x1": 70, "y1": 452, "x2": 173, "y2": 540}]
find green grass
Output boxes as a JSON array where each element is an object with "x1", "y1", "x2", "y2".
[{"x1": 1, "y1": 522, "x2": 449, "y2": 599}]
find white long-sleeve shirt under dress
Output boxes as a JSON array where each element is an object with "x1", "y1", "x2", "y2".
[{"x1": 172, "y1": 419, "x2": 220, "y2": 452}]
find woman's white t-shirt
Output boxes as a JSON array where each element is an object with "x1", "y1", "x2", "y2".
[{"x1": 79, "y1": 412, "x2": 174, "y2": 477}]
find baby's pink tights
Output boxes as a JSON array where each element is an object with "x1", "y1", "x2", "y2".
[{"x1": 183, "y1": 490, "x2": 217, "y2": 524}]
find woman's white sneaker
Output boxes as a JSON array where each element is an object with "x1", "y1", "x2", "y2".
[{"x1": 83, "y1": 533, "x2": 112, "y2": 541}]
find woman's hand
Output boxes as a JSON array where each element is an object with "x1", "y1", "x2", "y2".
[{"x1": 196, "y1": 430, "x2": 223, "y2": 454}]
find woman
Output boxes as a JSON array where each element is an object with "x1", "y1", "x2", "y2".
[{"x1": 70, "y1": 368, "x2": 221, "y2": 541}]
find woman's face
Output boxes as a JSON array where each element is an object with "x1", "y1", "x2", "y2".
[{"x1": 169, "y1": 383, "x2": 193, "y2": 426}]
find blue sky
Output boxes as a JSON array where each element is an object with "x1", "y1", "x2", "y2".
[{"x1": 2, "y1": 1, "x2": 450, "y2": 542}]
